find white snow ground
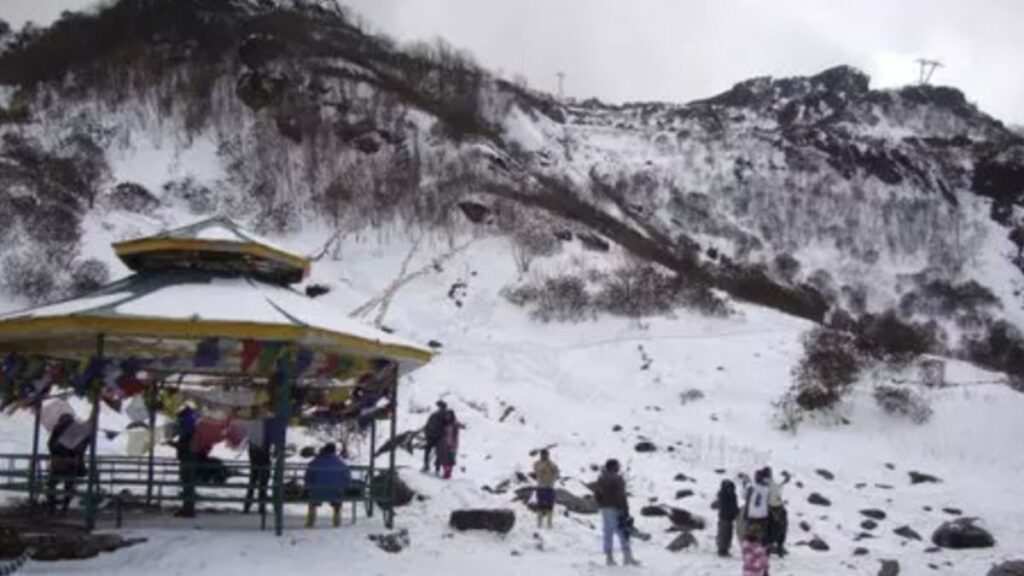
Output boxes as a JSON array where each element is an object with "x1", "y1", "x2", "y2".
[{"x1": 3, "y1": 228, "x2": 1024, "y2": 576}]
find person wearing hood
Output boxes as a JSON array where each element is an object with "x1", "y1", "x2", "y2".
[
  {"x1": 422, "y1": 400, "x2": 447, "y2": 474},
  {"x1": 593, "y1": 459, "x2": 640, "y2": 566},
  {"x1": 739, "y1": 469, "x2": 770, "y2": 543},
  {"x1": 714, "y1": 479, "x2": 740, "y2": 557}
]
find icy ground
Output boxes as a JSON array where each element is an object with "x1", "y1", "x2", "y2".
[{"x1": 3, "y1": 229, "x2": 1024, "y2": 576}]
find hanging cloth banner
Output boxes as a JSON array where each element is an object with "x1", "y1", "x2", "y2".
[
  {"x1": 295, "y1": 349, "x2": 314, "y2": 377},
  {"x1": 241, "y1": 340, "x2": 263, "y2": 373},
  {"x1": 257, "y1": 342, "x2": 285, "y2": 374}
]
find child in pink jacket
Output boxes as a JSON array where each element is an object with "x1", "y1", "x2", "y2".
[{"x1": 742, "y1": 525, "x2": 769, "y2": 576}]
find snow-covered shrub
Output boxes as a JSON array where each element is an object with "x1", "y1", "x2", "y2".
[
  {"x1": 790, "y1": 327, "x2": 863, "y2": 412},
  {"x1": 962, "y1": 320, "x2": 1024, "y2": 383},
  {"x1": 1, "y1": 251, "x2": 57, "y2": 303},
  {"x1": 596, "y1": 263, "x2": 728, "y2": 318},
  {"x1": 898, "y1": 279, "x2": 1000, "y2": 330},
  {"x1": 854, "y1": 311, "x2": 939, "y2": 364},
  {"x1": 68, "y1": 258, "x2": 110, "y2": 297},
  {"x1": 510, "y1": 224, "x2": 560, "y2": 274},
  {"x1": 164, "y1": 177, "x2": 215, "y2": 215},
  {"x1": 772, "y1": 253, "x2": 801, "y2": 283},
  {"x1": 503, "y1": 275, "x2": 592, "y2": 323},
  {"x1": 873, "y1": 384, "x2": 933, "y2": 424},
  {"x1": 107, "y1": 182, "x2": 160, "y2": 213}
]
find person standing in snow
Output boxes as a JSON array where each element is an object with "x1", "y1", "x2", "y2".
[
  {"x1": 243, "y1": 423, "x2": 271, "y2": 515},
  {"x1": 593, "y1": 459, "x2": 640, "y2": 566},
  {"x1": 741, "y1": 524, "x2": 770, "y2": 576},
  {"x1": 763, "y1": 466, "x2": 791, "y2": 556},
  {"x1": 533, "y1": 449, "x2": 560, "y2": 528},
  {"x1": 422, "y1": 400, "x2": 447, "y2": 474},
  {"x1": 170, "y1": 405, "x2": 199, "y2": 518},
  {"x1": 45, "y1": 413, "x2": 86, "y2": 514},
  {"x1": 714, "y1": 479, "x2": 740, "y2": 557},
  {"x1": 739, "y1": 469, "x2": 770, "y2": 544},
  {"x1": 437, "y1": 409, "x2": 460, "y2": 479},
  {"x1": 304, "y1": 443, "x2": 351, "y2": 528}
]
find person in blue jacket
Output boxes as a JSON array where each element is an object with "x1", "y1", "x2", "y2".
[{"x1": 304, "y1": 443, "x2": 351, "y2": 528}]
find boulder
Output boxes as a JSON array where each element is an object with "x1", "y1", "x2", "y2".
[
  {"x1": 667, "y1": 507, "x2": 706, "y2": 531},
  {"x1": 861, "y1": 520, "x2": 878, "y2": 531},
  {"x1": 893, "y1": 526, "x2": 922, "y2": 541},
  {"x1": 449, "y1": 509, "x2": 516, "y2": 534},
  {"x1": 853, "y1": 547, "x2": 869, "y2": 556},
  {"x1": 861, "y1": 509, "x2": 887, "y2": 521},
  {"x1": 370, "y1": 471, "x2": 415, "y2": 509},
  {"x1": 932, "y1": 518, "x2": 995, "y2": 549},
  {"x1": 640, "y1": 505, "x2": 667, "y2": 517},
  {"x1": 815, "y1": 469, "x2": 835, "y2": 481},
  {"x1": 634, "y1": 441, "x2": 657, "y2": 453},
  {"x1": 458, "y1": 202, "x2": 491, "y2": 224},
  {"x1": 807, "y1": 536, "x2": 829, "y2": 551},
  {"x1": 556, "y1": 489, "x2": 599, "y2": 515},
  {"x1": 369, "y1": 529, "x2": 409, "y2": 553},
  {"x1": 675, "y1": 489, "x2": 694, "y2": 500},
  {"x1": 988, "y1": 561, "x2": 1024, "y2": 576},
  {"x1": 808, "y1": 492, "x2": 832, "y2": 507},
  {"x1": 942, "y1": 507, "x2": 963, "y2": 516},
  {"x1": 878, "y1": 559, "x2": 900, "y2": 576},
  {"x1": 909, "y1": 471, "x2": 942, "y2": 485},
  {"x1": 666, "y1": 530, "x2": 698, "y2": 552}
]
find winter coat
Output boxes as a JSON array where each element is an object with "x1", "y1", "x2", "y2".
[
  {"x1": 424, "y1": 410, "x2": 446, "y2": 444},
  {"x1": 304, "y1": 453, "x2": 351, "y2": 504},
  {"x1": 767, "y1": 479, "x2": 785, "y2": 508},
  {"x1": 716, "y1": 484, "x2": 739, "y2": 521},
  {"x1": 744, "y1": 483, "x2": 770, "y2": 520},
  {"x1": 48, "y1": 418, "x2": 85, "y2": 477},
  {"x1": 174, "y1": 408, "x2": 198, "y2": 461},
  {"x1": 534, "y1": 459, "x2": 560, "y2": 488},
  {"x1": 437, "y1": 421, "x2": 459, "y2": 466},
  {"x1": 594, "y1": 470, "x2": 629, "y2": 515},
  {"x1": 742, "y1": 540, "x2": 769, "y2": 576}
]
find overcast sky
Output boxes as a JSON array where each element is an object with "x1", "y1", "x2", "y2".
[{"x1": 4, "y1": 0, "x2": 1022, "y2": 124}]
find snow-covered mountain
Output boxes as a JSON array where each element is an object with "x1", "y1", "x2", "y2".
[{"x1": 1, "y1": 2, "x2": 1023, "y2": 574}]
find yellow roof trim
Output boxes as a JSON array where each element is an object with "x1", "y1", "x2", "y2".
[
  {"x1": 113, "y1": 238, "x2": 311, "y2": 274},
  {"x1": 0, "y1": 316, "x2": 433, "y2": 365}
]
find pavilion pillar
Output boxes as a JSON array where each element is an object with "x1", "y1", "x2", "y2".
[
  {"x1": 271, "y1": 351, "x2": 293, "y2": 537},
  {"x1": 28, "y1": 399, "x2": 42, "y2": 507},
  {"x1": 85, "y1": 334, "x2": 105, "y2": 531},
  {"x1": 367, "y1": 417, "x2": 376, "y2": 518},
  {"x1": 145, "y1": 381, "x2": 160, "y2": 507},
  {"x1": 385, "y1": 365, "x2": 398, "y2": 529}
]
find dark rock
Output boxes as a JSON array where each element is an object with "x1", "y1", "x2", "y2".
[
  {"x1": 807, "y1": 536, "x2": 830, "y2": 551},
  {"x1": 427, "y1": 340, "x2": 443, "y2": 350},
  {"x1": 815, "y1": 469, "x2": 835, "y2": 481},
  {"x1": 554, "y1": 230, "x2": 573, "y2": 242},
  {"x1": 861, "y1": 520, "x2": 878, "y2": 531},
  {"x1": 894, "y1": 526, "x2": 923, "y2": 541},
  {"x1": 555, "y1": 489, "x2": 599, "y2": 515},
  {"x1": 370, "y1": 471, "x2": 415, "y2": 509},
  {"x1": 305, "y1": 284, "x2": 331, "y2": 298},
  {"x1": 108, "y1": 182, "x2": 160, "y2": 213},
  {"x1": 674, "y1": 473, "x2": 695, "y2": 483},
  {"x1": 449, "y1": 509, "x2": 516, "y2": 534},
  {"x1": 675, "y1": 489, "x2": 694, "y2": 500},
  {"x1": 855, "y1": 532, "x2": 876, "y2": 541},
  {"x1": 369, "y1": 528, "x2": 409, "y2": 553},
  {"x1": 458, "y1": 202, "x2": 491, "y2": 224},
  {"x1": 923, "y1": 506, "x2": 933, "y2": 512},
  {"x1": 666, "y1": 531, "x2": 697, "y2": 552},
  {"x1": 909, "y1": 471, "x2": 942, "y2": 485},
  {"x1": 577, "y1": 232, "x2": 611, "y2": 252},
  {"x1": 640, "y1": 505, "x2": 667, "y2": 517},
  {"x1": 875, "y1": 483, "x2": 894, "y2": 490},
  {"x1": 612, "y1": 425, "x2": 622, "y2": 432},
  {"x1": 942, "y1": 507, "x2": 962, "y2": 516},
  {"x1": 861, "y1": 509, "x2": 887, "y2": 521},
  {"x1": 799, "y1": 521, "x2": 811, "y2": 532},
  {"x1": 634, "y1": 441, "x2": 657, "y2": 453},
  {"x1": 808, "y1": 492, "x2": 832, "y2": 507},
  {"x1": 931, "y1": 518, "x2": 995, "y2": 549},
  {"x1": 667, "y1": 508, "x2": 706, "y2": 531},
  {"x1": 855, "y1": 483, "x2": 867, "y2": 489},
  {"x1": 885, "y1": 463, "x2": 896, "y2": 470},
  {"x1": 853, "y1": 547, "x2": 869, "y2": 556},
  {"x1": 299, "y1": 446, "x2": 317, "y2": 458},
  {"x1": 988, "y1": 560, "x2": 1024, "y2": 576},
  {"x1": 878, "y1": 559, "x2": 900, "y2": 576}
]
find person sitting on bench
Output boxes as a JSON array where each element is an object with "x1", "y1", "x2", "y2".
[{"x1": 304, "y1": 443, "x2": 351, "y2": 528}]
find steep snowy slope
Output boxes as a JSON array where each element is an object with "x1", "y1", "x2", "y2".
[{"x1": 3, "y1": 225, "x2": 1023, "y2": 576}]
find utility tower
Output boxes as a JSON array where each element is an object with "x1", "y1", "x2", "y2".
[
  {"x1": 916, "y1": 58, "x2": 943, "y2": 85},
  {"x1": 557, "y1": 72, "x2": 566, "y2": 101}
]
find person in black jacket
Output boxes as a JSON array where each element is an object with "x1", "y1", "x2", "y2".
[
  {"x1": 422, "y1": 401, "x2": 446, "y2": 474},
  {"x1": 715, "y1": 479, "x2": 740, "y2": 557},
  {"x1": 593, "y1": 459, "x2": 639, "y2": 566},
  {"x1": 45, "y1": 413, "x2": 85, "y2": 514}
]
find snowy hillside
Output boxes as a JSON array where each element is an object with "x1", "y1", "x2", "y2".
[
  {"x1": 3, "y1": 228, "x2": 1024, "y2": 576},
  {"x1": 1, "y1": 1, "x2": 1024, "y2": 574}
]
